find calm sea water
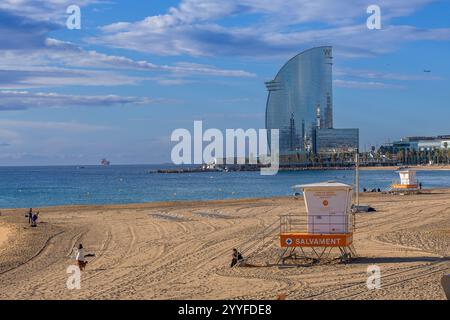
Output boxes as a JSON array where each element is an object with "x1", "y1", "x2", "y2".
[{"x1": 1, "y1": 165, "x2": 450, "y2": 209}]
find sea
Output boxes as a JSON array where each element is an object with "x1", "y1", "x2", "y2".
[{"x1": 1, "y1": 165, "x2": 450, "y2": 209}]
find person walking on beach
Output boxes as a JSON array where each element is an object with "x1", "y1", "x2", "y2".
[
  {"x1": 75, "y1": 244, "x2": 87, "y2": 271},
  {"x1": 230, "y1": 248, "x2": 244, "y2": 267}
]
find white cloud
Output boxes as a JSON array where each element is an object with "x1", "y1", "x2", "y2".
[
  {"x1": 0, "y1": 0, "x2": 100, "y2": 51},
  {"x1": 0, "y1": 0, "x2": 97, "y2": 22},
  {"x1": 217, "y1": 98, "x2": 251, "y2": 103},
  {"x1": 0, "y1": 90, "x2": 162, "y2": 111},
  {"x1": 0, "y1": 128, "x2": 19, "y2": 140},
  {"x1": 152, "y1": 78, "x2": 198, "y2": 86},
  {"x1": 333, "y1": 79, "x2": 406, "y2": 89},
  {"x1": 42, "y1": 39, "x2": 254, "y2": 77},
  {"x1": 0, "y1": 116, "x2": 113, "y2": 151},
  {"x1": 264, "y1": 24, "x2": 450, "y2": 58},
  {"x1": 0, "y1": 38, "x2": 255, "y2": 89},
  {"x1": 91, "y1": 0, "x2": 449, "y2": 58},
  {"x1": 98, "y1": 0, "x2": 435, "y2": 31},
  {"x1": 335, "y1": 67, "x2": 443, "y2": 81},
  {"x1": 0, "y1": 66, "x2": 147, "y2": 89},
  {"x1": 0, "y1": 119, "x2": 108, "y2": 132},
  {"x1": 0, "y1": 127, "x2": 21, "y2": 147}
]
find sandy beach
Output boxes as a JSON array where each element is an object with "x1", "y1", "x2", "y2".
[
  {"x1": 0, "y1": 190, "x2": 449, "y2": 300},
  {"x1": 0, "y1": 226, "x2": 10, "y2": 248},
  {"x1": 360, "y1": 165, "x2": 450, "y2": 171}
]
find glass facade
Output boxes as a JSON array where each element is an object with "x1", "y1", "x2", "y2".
[
  {"x1": 384, "y1": 136, "x2": 450, "y2": 153},
  {"x1": 315, "y1": 128, "x2": 359, "y2": 154},
  {"x1": 266, "y1": 46, "x2": 333, "y2": 155}
]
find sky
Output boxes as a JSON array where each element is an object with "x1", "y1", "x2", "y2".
[{"x1": 0, "y1": 0, "x2": 450, "y2": 165}]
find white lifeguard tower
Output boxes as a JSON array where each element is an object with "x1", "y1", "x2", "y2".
[
  {"x1": 280, "y1": 182, "x2": 356, "y2": 264},
  {"x1": 390, "y1": 169, "x2": 420, "y2": 194}
]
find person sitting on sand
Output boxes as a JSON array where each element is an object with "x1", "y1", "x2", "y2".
[
  {"x1": 75, "y1": 244, "x2": 88, "y2": 271},
  {"x1": 230, "y1": 248, "x2": 244, "y2": 267}
]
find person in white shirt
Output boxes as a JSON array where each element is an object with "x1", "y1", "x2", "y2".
[{"x1": 75, "y1": 243, "x2": 87, "y2": 271}]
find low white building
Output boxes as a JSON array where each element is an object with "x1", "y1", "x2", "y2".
[
  {"x1": 441, "y1": 140, "x2": 450, "y2": 149},
  {"x1": 418, "y1": 140, "x2": 442, "y2": 151}
]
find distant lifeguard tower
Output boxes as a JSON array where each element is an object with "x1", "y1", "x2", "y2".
[
  {"x1": 390, "y1": 169, "x2": 420, "y2": 194},
  {"x1": 280, "y1": 182, "x2": 356, "y2": 264}
]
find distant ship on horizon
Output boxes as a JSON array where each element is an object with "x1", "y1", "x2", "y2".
[{"x1": 101, "y1": 158, "x2": 110, "y2": 166}]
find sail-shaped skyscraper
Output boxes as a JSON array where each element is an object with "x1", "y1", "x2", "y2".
[{"x1": 265, "y1": 46, "x2": 358, "y2": 163}]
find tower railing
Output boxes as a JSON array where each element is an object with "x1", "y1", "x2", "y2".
[{"x1": 280, "y1": 214, "x2": 355, "y2": 234}]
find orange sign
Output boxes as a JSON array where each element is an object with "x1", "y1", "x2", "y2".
[
  {"x1": 391, "y1": 184, "x2": 418, "y2": 189},
  {"x1": 280, "y1": 233, "x2": 353, "y2": 247}
]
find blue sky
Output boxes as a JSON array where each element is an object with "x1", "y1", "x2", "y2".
[{"x1": 0, "y1": 0, "x2": 450, "y2": 165}]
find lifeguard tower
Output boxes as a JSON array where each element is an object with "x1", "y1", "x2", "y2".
[
  {"x1": 390, "y1": 169, "x2": 420, "y2": 194},
  {"x1": 279, "y1": 182, "x2": 356, "y2": 264}
]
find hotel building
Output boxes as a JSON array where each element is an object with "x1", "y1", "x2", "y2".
[{"x1": 265, "y1": 46, "x2": 359, "y2": 163}]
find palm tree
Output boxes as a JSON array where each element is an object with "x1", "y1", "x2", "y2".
[
  {"x1": 444, "y1": 142, "x2": 449, "y2": 164},
  {"x1": 309, "y1": 153, "x2": 315, "y2": 167},
  {"x1": 437, "y1": 149, "x2": 444, "y2": 165},
  {"x1": 376, "y1": 152, "x2": 381, "y2": 162},
  {"x1": 397, "y1": 150, "x2": 405, "y2": 164},
  {"x1": 419, "y1": 150, "x2": 426, "y2": 165}
]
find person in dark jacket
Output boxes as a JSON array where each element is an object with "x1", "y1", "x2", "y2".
[
  {"x1": 31, "y1": 211, "x2": 39, "y2": 227},
  {"x1": 230, "y1": 248, "x2": 244, "y2": 267},
  {"x1": 27, "y1": 208, "x2": 33, "y2": 224}
]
